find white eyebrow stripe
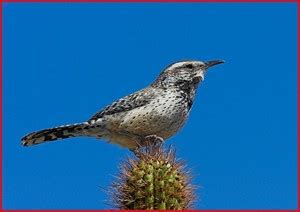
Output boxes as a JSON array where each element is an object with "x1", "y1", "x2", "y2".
[
  {"x1": 169, "y1": 62, "x2": 189, "y2": 69},
  {"x1": 168, "y1": 61, "x2": 205, "y2": 70}
]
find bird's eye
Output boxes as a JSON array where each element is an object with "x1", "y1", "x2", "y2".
[{"x1": 185, "y1": 64, "x2": 193, "y2": 69}]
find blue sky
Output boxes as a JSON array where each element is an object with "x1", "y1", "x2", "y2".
[{"x1": 3, "y1": 2, "x2": 297, "y2": 209}]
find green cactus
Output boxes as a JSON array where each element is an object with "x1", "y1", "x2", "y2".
[{"x1": 110, "y1": 141, "x2": 195, "y2": 210}]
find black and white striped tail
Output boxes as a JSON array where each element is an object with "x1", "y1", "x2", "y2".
[{"x1": 21, "y1": 123, "x2": 90, "y2": 147}]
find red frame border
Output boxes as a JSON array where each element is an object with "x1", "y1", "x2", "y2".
[{"x1": 0, "y1": 0, "x2": 298, "y2": 211}]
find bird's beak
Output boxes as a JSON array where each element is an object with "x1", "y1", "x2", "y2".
[{"x1": 204, "y1": 60, "x2": 225, "y2": 68}]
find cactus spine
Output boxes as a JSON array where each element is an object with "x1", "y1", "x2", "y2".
[{"x1": 110, "y1": 142, "x2": 195, "y2": 210}]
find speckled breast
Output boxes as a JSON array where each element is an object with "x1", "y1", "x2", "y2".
[{"x1": 117, "y1": 89, "x2": 189, "y2": 139}]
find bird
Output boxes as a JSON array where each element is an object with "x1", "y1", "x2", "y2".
[{"x1": 21, "y1": 60, "x2": 224, "y2": 150}]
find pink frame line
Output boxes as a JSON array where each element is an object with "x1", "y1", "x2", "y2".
[{"x1": 0, "y1": 1, "x2": 298, "y2": 211}]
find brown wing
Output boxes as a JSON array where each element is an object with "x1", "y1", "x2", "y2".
[{"x1": 88, "y1": 87, "x2": 157, "y2": 121}]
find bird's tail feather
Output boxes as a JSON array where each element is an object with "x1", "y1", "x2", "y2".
[{"x1": 21, "y1": 122, "x2": 92, "y2": 147}]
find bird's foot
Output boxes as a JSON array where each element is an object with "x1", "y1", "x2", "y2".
[
  {"x1": 131, "y1": 135, "x2": 164, "y2": 158},
  {"x1": 144, "y1": 135, "x2": 164, "y2": 146}
]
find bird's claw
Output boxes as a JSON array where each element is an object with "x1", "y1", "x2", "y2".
[
  {"x1": 131, "y1": 135, "x2": 164, "y2": 158},
  {"x1": 144, "y1": 135, "x2": 164, "y2": 146}
]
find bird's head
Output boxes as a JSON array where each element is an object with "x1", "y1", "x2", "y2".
[{"x1": 152, "y1": 60, "x2": 224, "y2": 89}]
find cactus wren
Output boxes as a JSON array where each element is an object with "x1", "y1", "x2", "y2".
[{"x1": 21, "y1": 60, "x2": 224, "y2": 149}]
